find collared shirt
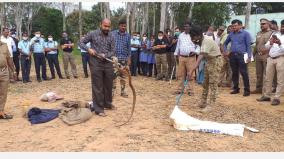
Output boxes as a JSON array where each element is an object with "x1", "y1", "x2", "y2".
[
  {"x1": 200, "y1": 37, "x2": 222, "y2": 58},
  {"x1": 131, "y1": 38, "x2": 141, "y2": 52},
  {"x1": 18, "y1": 40, "x2": 31, "y2": 55},
  {"x1": 45, "y1": 41, "x2": 58, "y2": 54},
  {"x1": 220, "y1": 33, "x2": 231, "y2": 52},
  {"x1": 79, "y1": 29, "x2": 115, "y2": 58},
  {"x1": 265, "y1": 32, "x2": 284, "y2": 58},
  {"x1": 78, "y1": 42, "x2": 91, "y2": 53},
  {"x1": 224, "y1": 29, "x2": 252, "y2": 57},
  {"x1": 153, "y1": 37, "x2": 169, "y2": 54},
  {"x1": 30, "y1": 37, "x2": 45, "y2": 53},
  {"x1": 0, "y1": 35, "x2": 14, "y2": 57},
  {"x1": 112, "y1": 30, "x2": 131, "y2": 61},
  {"x1": 174, "y1": 32, "x2": 196, "y2": 56},
  {"x1": 0, "y1": 42, "x2": 10, "y2": 67}
]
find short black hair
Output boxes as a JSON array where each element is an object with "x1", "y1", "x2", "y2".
[
  {"x1": 189, "y1": 25, "x2": 203, "y2": 37},
  {"x1": 231, "y1": 19, "x2": 242, "y2": 25},
  {"x1": 270, "y1": 20, "x2": 278, "y2": 26},
  {"x1": 175, "y1": 27, "x2": 180, "y2": 30},
  {"x1": 158, "y1": 31, "x2": 164, "y2": 34},
  {"x1": 281, "y1": 20, "x2": 284, "y2": 25},
  {"x1": 2, "y1": 27, "x2": 9, "y2": 32},
  {"x1": 22, "y1": 32, "x2": 28, "y2": 36},
  {"x1": 119, "y1": 19, "x2": 127, "y2": 25},
  {"x1": 184, "y1": 19, "x2": 192, "y2": 26},
  {"x1": 136, "y1": 32, "x2": 140, "y2": 35}
]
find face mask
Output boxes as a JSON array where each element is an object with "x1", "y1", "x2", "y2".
[
  {"x1": 23, "y1": 37, "x2": 28, "y2": 40},
  {"x1": 142, "y1": 37, "x2": 147, "y2": 41},
  {"x1": 133, "y1": 36, "x2": 137, "y2": 39},
  {"x1": 174, "y1": 32, "x2": 181, "y2": 37},
  {"x1": 35, "y1": 34, "x2": 40, "y2": 38},
  {"x1": 168, "y1": 32, "x2": 171, "y2": 36},
  {"x1": 62, "y1": 34, "x2": 67, "y2": 38},
  {"x1": 11, "y1": 34, "x2": 16, "y2": 38},
  {"x1": 48, "y1": 38, "x2": 53, "y2": 41},
  {"x1": 158, "y1": 36, "x2": 163, "y2": 40},
  {"x1": 137, "y1": 36, "x2": 140, "y2": 40}
]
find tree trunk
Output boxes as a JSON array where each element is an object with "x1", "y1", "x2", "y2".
[
  {"x1": 188, "y1": 2, "x2": 194, "y2": 20},
  {"x1": 152, "y1": 3, "x2": 156, "y2": 35},
  {"x1": 245, "y1": 2, "x2": 251, "y2": 29},
  {"x1": 62, "y1": 2, "x2": 66, "y2": 31},
  {"x1": 159, "y1": 2, "x2": 166, "y2": 32},
  {"x1": 100, "y1": 3, "x2": 104, "y2": 19},
  {"x1": 170, "y1": 5, "x2": 174, "y2": 32},
  {"x1": 14, "y1": 3, "x2": 24, "y2": 39},
  {"x1": 79, "y1": 2, "x2": 82, "y2": 38},
  {"x1": 141, "y1": 2, "x2": 149, "y2": 35},
  {"x1": 164, "y1": 3, "x2": 169, "y2": 31},
  {"x1": 105, "y1": 2, "x2": 111, "y2": 19},
  {"x1": 126, "y1": 2, "x2": 131, "y2": 33},
  {"x1": 130, "y1": 3, "x2": 136, "y2": 34},
  {"x1": 0, "y1": 3, "x2": 6, "y2": 34}
]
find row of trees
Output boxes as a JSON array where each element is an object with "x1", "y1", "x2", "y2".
[{"x1": 0, "y1": 2, "x2": 283, "y2": 41}]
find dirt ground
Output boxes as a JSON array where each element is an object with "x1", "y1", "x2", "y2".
[{"x1": 0, "y1": 64, "x2": 284, "y2": 152}]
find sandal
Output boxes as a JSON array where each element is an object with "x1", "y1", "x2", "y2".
[{"x1": 0, "y1": 114, "x2": 13, "y2": 120}]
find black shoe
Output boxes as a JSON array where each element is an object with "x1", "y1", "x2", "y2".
[
  {"x1": 23, "y1": 80, "x2": 28, "y2": 83},
  {"x1": 74, "y1": 76, "x2": 78, "y2": 79},
  {"x1": 271, "y1": 99, "x2": 280, "y2": 106},
  {"x1": 230, "y1": 89, "x2": 240, "y2": 94},
  {"x1": 243, "y1": 91, "x2": 250, "y2": 96},
  {"x1": 51, "y1": 76, "x2": 55, "y2": 79},
  {"x1": 37, "y1": 79, "x2": 42, "y2": 82},
  {"x1": 59, "y1": 76, "x2": 64, "y2": 79},
  {"x1": 27, "y1": 80, "x2": 32, "y2": 82},
  {"x1": 272, "y1": 88, "x2": 276, "y2": 93},
  {"x1": 257, "y1": 96, "x2": 271, "y2": 102},
  {"x1": 66, "y1": 76, "x2": 70, "y2": 79},
  {"x1": 84, "y1": 75, "x2": 88, "y2": 78}
]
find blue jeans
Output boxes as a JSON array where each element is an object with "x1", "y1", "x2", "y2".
[
  {"x1": 81, "y1": 52, "x2": 90, "y2": 76},
  {"x1": 229, "y1": 53, "x2": 250, "y2": 92},
  {"x1": 130, "y1": 51, "x2": 138, "y2": 76}
]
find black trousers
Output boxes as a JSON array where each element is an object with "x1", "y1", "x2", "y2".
[
  {"x1": 33, "y1": 53, "x2": 47, "y2": 80},
  {"x1": 81, "y1": 53, "x2": 90, "y2": 76},
  {"x1": 89, "y1": 57, "x2": 114, "y2": 114},
  {"x1": 130, "y1": 51, "x2": 138, "y2": 76},
  {"x1": 13, "y1": 53, "x2": 20, "y2": 77},
  {"x1": 46, "y1": 54, "x2": 62, "y2": 78},
  {"x1": 148, "y1": 63, "x2": 154, "y2": 77},
  {"x1": 140, "y1": 62, "x2": 148, "y2": 76},
  {"x1": 229, "y1": 53, "x2": 250, "y2": 92},
  {"x1": 20, "y1": 55, "x2": 31, "y2": 82}
]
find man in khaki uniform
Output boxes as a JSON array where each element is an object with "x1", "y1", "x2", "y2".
[
  {"x1": 189, "y1": 25, "x2": 222, "y2": 112},
  {"x1": 0, "y1": 41, "x2": 16, "y2": 119},
  {"x1": 251, "y1": 18, "x2": 273, "y2": 94},
  {"x1": 257, "y1": 20, "x2": 284, "y2": 106},
  {"x1": 219, "y1": 25, "x2": 232, "y2": 87}
]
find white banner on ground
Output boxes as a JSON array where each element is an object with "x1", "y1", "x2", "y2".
[{"x1": 170, "y1": 106, "x2": 259, "y2": 137}]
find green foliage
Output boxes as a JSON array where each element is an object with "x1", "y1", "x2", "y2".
[
  {"x1": 111, "y1": 7, "x2": 126, "y2": 31},
  {"x1": 32, "y1": 7, "x2": 63, "y2": 41}
]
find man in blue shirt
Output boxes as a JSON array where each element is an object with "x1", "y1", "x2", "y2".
[
  {"x1": 31, "y1": 31, "x2": 49, "y2": 82},
  {"x1": 130, "y1": 32, "x2": 141, "y2": 76},
  {"x1": 112, "y1": 19, "x2": 131, "y2": 97},
  {"x1": 224, "y1": 19, "x2": 252, "y2": 96},
  {"x1": 45, "y1": 35, "x2": 63, "y2": 79},
  {"x1": 18, "y1": 32, "x2": 32, "y2": 83}
]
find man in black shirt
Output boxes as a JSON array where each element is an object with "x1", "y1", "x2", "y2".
[
  {"x1": 153, "y1": 31, "x2": 169, "y2": 81},
  {"x1": 60, "y1": 31, "x2": 78, "y2": 79}
]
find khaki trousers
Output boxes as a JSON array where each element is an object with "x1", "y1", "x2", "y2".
[
  {"x1": 155, "y1": 54, "x2": 168, "y2": 78},
  {"x1": 177, "y1": 56, "x2": 196, "y2": 91},
  {"x1": 264, "y1": 56, "x2": 284, "y2": 99},
  {"x1": 0, "y1": 67, "x2": 9, "y2": 111},
  {"x1": 63, "y1": 52, "x2": 78, "y2": 77}
]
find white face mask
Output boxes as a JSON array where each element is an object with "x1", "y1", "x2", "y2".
[
  {"x1": 11, "y1": 34, "x2": 16, "y2": 38},
  {"x1": 158, "y1": 36, "x2": 163, "y2": 40},
  {"x1": 142, "y1": 37, "x2": 147, "y2": 41},
  {"x1": 133, "y1": 36, "x2": 137, "y2": 39},
  {"x1": 35, "y1": 34, "x2": 40, "y2": 38},
  {"x1": 137, "y1": 36, "x2": 140, "y2": 40},
  {"x1": 23, "y1": 37, "x2": 28, "y2": 40},
  {"x1": 48, "y1": 38, "x2": 53, "y2": 41}
]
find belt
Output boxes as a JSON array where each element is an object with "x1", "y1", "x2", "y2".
[{"x1": 179, "y1": 54, "x2": 195, "y2": 58}]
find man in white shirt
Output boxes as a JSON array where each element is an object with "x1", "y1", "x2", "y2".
[
  {"x1": 174, "y1": 20, "x2": 197, "y2": 95},
  {"x1": 1, "y1": 28, "x2": 16, "y2": 83},
  {"x1": 257, "y1": 19, "x2": 284, "y2": 106}
]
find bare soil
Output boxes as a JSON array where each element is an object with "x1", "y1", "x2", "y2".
[{"x1": 0, "y1": 64, "x2": 284, "y2": 152}]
